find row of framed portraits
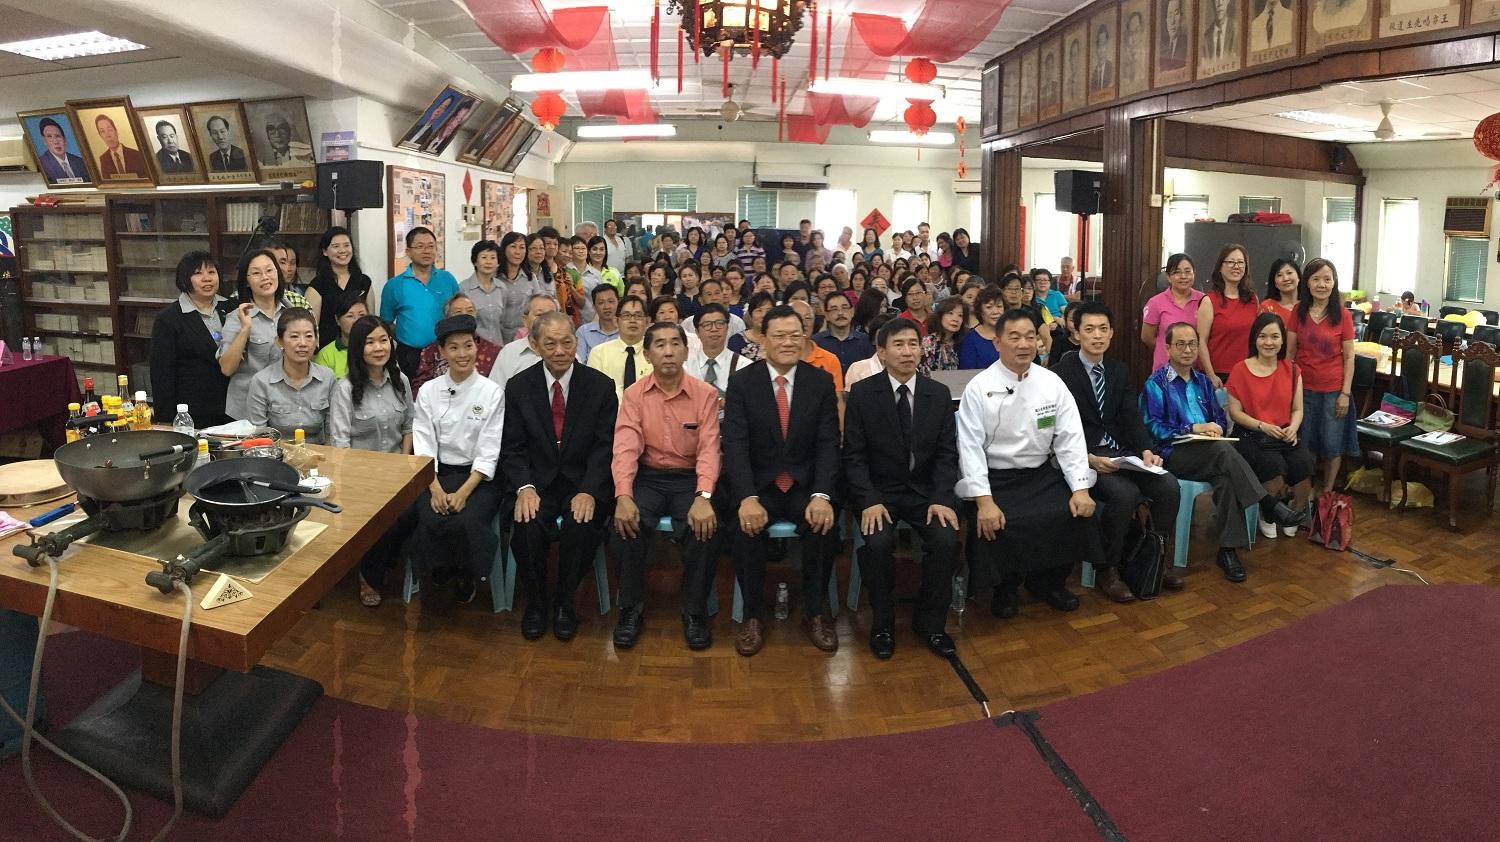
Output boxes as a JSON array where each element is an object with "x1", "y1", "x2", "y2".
[
  {"x1": 393, "y1": 84, "x2": 542, "y2": 175},
  {"x1": 995, "y1": 0, "x2": 1478, "y2": 135},
  {"x1": 17, "y1": 95, "x2": 316, "y2": 190}
]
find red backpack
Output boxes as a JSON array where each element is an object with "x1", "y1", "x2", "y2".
[{"x1": 1308, "y1": 491, "x2": 1353, "y2": 551}]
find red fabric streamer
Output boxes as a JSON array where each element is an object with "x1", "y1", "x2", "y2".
[
  {"x1": 787, "y1": 115, "x2": 831, "y2": 144},
  {"x1": 778, "y1": 77, "x2": 787, "y2": 142},
  {"x1": 565, "y1": 15, "x2": 657, "y2": 124},
  {"x1": 809, "y1": 1, "x2": 817, "y2": 83},
  {"x1": 771, "y1": 56, "x2": 779, "y2": 103},
  {"x1": 722, "y1": 48, "x2": 730, "y2": 98},
  {"x1": 462, "y1": 0, "x2": 606, "y2": 54},
  {"x1": 650, "y1": 0, "x2": 661, "y2": 82},
  {"x1": 824, "y1": 9, "x2": 831, "y2": 79},
  {"x1": 677, "y1": 28, "x2": 684, "y2": 93},
  {"x1": 850, "y1": 0, "x2": 1013, "y2": 64}
]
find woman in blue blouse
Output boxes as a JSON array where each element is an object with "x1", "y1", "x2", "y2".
[{"x1": 959, "y1": 286, "x2": 1006, "y2": 369}]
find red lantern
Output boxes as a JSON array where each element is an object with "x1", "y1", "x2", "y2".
[
  {"x1": 1476, "y1": 113, "x2": 1500, "y2": 190},
  {"x1": 532, "y1": 47, "x2": 566, "y2": 74},
  {"x1": 905, "y1": 57, "x2": 937, "y2": 85},
  {"x1": 903, "y1": 100, "x2": 937, "y2": 136},
  {"x1": 531, "y1": 91, "x2": 566, "y2": 131}
]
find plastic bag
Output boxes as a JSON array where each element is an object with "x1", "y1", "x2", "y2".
[
  {"x1": 1344, "y1": 466, "x2": 1385, "y2": 495},
  {"x1": 1388, "y1": 482, "x2": 1434, "y2": 509}
]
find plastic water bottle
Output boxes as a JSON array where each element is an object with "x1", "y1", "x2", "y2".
[
  {"x1": 172, "y1": 404, "x2": 195, "y2": 436},
  {"x1": 951, "y1": 575, "x2": 967, "y2": 614},
  {"x1": 20, "y1": 337, "x2": 31, "y2": 361},
  {"x1": 773, "y1": 582, "x2": 790, "y2": 620},
  {"x1": 31, "y1": 337, "x2": 43, "y2": 357}
]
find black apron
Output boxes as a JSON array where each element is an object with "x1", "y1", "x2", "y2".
[{"x1": 972, "y1": 464, "x2": 1088, "y2": 577}]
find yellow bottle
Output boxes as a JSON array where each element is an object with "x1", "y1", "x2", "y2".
[
  {"x1": 65, "y1": 402, "x2": 82, "y2": 443},
  {"x1": 294, "y1": 428, "x2": 305, "y2": 445},
  {"x1": 132, "y1": 390, "x2": 153, "y2": 430}
]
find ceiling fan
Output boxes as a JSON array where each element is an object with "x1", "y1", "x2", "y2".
[{"x1": 1373, "y1": 101, "x2": 1398, "y2": 140}]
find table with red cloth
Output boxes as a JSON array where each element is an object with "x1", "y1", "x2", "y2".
[{"x1": 0, "y1": 354, "x2": 81, "y2": 448}]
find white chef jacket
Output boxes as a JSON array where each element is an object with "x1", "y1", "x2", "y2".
[
  {"x1": 413, "y1": 370, "x2": 505, "y2": 479},
  {"x1": 954, "y1": 360, "x2": 1093, "y2": 500}
]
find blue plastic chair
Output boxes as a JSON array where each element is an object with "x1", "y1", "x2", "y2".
[
  {"x1": 402, "y1": 519, "x2": 507, "y2": 612},
  {"x1": 729, "y1": 520, "x2": 840, "y2": 623},
  {"x1": 496, "y1": 516, "x2": 611, "y2": 615},
  {"x1": 1079, "y1": 480, "x2": 1259, "y2": 587}
]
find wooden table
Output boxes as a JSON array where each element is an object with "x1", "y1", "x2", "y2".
[{"x1": 0, "y1": 446, "x2": 432, "y2": 816}]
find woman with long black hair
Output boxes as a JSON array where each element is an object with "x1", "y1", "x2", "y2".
[
  {"x1": 1290, "y1": 258, "x2": 1358, "y2": 495},
  {"x1": 306, "y1": 226, "x2": 372, "y2": 345},
  {"x1": 1196, "y1": 243, "x2": 1258, "y2": 388},
  {"x1": 494, "y1": 231, "x2": 536, "y2": 344},
  {"x1": 1225, "y1": 311, "x2": 1314, "y2": 540},
  {"x1": 950, "y1": 227, "x2": 980, "y2": 273}
]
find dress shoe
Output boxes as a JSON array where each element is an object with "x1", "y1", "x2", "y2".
[
  {"x1": 869, "y1": 628, "x2": 895, "y2": 659},
  {"x1": 1042, "y1": 587, "x2": 1080, "y2": 612},
  {"x1": 1162, "y1": 574, "x2": 1186, "y2": 591},
  {"x1": 683, "y1": 614, "x2": 712, "y2": 650},
  {"x1": 520, "y1": 604, "x2": 547, "y2": 640},
  {"x1": 454, "y1": 574, "x2": 477, "y2": 605},
  {"x1": 1267, "y1": 500, "x2": 1309, "y2": 528},
  {"x1": 804, "y1": 614, "x2": 839, "y2": 652},
  {"x1": 613, "y1": 605, "x2": 644, "y2": 649},
  {"x1": 735, "y1": 618, "x2": 765, "y2": 657},
  {"x1": 1216, "y1": 548, "x2": 1247, "y2": 582},
  {"x1": 552, "y1": 604, "x2": 578, "y2": 642},
  {"x1": 918, "y1": 630, "x2": 956, "y2": 657},
  {"x1": 1096, "y1": 567, "x2": 1137, "y2": 604},
  {"x1": 991, "y1": 585, "x2": 1020, "y2": 618}
]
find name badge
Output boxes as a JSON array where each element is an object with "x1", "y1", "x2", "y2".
[{"x1": 1037, "y1": 415, "x2": 1056, "y2": 430}]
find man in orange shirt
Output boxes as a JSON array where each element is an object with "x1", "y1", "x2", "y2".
[
  {"x1": 790, "y1": 299, "x2": 844, "y2": 392},
  {"x1": 611, "y1": 321, "x2": 722, "y2": 651}
]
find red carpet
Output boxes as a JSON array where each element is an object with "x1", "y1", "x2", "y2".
[{"x1": 5, "y1": 583, "x2": 1497, "y2": 840}]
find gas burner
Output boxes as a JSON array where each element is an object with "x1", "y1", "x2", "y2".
[
  {"x1": 188, "y1": 503, "x2": 308, "y2": 557},
  {"x1": 78, "y1": 489, "x2": 183, "y2": 532}
]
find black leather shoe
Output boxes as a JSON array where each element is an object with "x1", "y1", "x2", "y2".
[
  {"x1": 454, "y1": 574, "x2": 477, "y2": 605},
  {"x1": 919, "y1": 630, "x2": 956, "y2": 657},
  {"x1": 520, "y1": 604, "x2": 547, "y2": 640},
  {"x1": 613, "y1": 605, "x2": 644, "y2": 649},
  {"x1": 1268, "y1": 500, "x2": 1309, "y2": 528},
  {"x1": 552, "y1": 604, "x2": 578, "y2": 641},
  {"x1": 1216, "y1": 548, "x2": 1247, "y2": 582},
  {"x1": 1162, "y1": 574, "x2": 1186, "y2": 591},
  {"x1": 869, "y1": 629, "x2": 895, "y2": 659},
  {"x1": 683, "y1": 614, "x2": 712, "y2": 650},
  {"x1": 991, "y1": 586, "x2": 1020, "y2": 618},
  {"x1": 1043, "y1": 587, "x2": 1080, "y2": 612}
]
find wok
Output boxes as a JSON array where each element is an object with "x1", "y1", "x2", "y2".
[
  {"x1": 52, "y1": 430, "x2": 199, "y2": 502},
  {"x1": 185, "y1": 458, "x2": 342, "y2": 514}
]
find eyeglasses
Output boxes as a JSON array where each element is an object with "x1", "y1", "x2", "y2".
[
  {"x1": 1170, "y1": 341, "x2": 1199, "y2": 350},
  {"x1": 619, "y1": 313, "x2": 647, "y2": 321},
  {"x1": 1169, "y1": 269, "x2": 1193, "y2": 277},
  {"x1": 697, "y1": 320, "x2": 728, "y2": 330},
  {"x1": 1222, "y1": 260, "x2": 1246, "y2": 268}
]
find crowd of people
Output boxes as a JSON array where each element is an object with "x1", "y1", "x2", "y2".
[{"x1": 145, "y1": 219, "x2": 1355, "y2": 660}]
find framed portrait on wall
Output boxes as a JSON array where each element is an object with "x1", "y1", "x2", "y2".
[
  {"x1": 396, "y1": 85, "x2": 481, "y2": 156},
  {"x1": 134, "y1": 104, "x2": 207, "y2": 186},
  {"x1": 66, "y1": 96, "x2": 155, "y2": 188},
  {"x1": 1475, "y1": 0, "x2": 1500, "y2": 26},
  {"x1": 1038, "y1": 39, "x2": 1063, "y2": 120},
  {"x1": 1019, "y1": 49, "x2": 1039, "y2": 126},
  {"x1": 1088, "y1": 9, "x2": 1119, "y2": 104},
  {"x1": 1197, "y1": 0, "x2": 1243, "y2": 77},
  {"x1": 457, "y1": 102, "x2": 513, "y2": 165},
  {"x1": 1247, "y1": 0, "x2": 1298, "y2": 65},
  {"x1": 1119, "y1": 0, "x2": 1153, "y2": 95},
  {"x1": 16, "y1": 108, "x2": 94, "y2": 189},
  {"x1": 985, "y1": 62, "x2": 1004, "y2": 136},
  {"x1": 1307, "y1": 0, "x2": 1373, "y2": 52},
  {"x1": 187, "y1": 100, "x2": 260, "y2": 184},
  {"x1": 999, "y1": 60, "x2": 1018, "y2": 134},
  {"x1": 1062, "y1": 23, "x2": 1089, "y2": 113},
  {"x1": 388, "y1": 165, "x2": 446, "y2": 277},
  {"x1": 1155, "y1": 0, "x2": 1196, "y2": 86},
  {"x1": 242, "y1": 97, "x2": 316, "y2": 183},
  {"x1": 1379, "y1": 0, "x2": 1459, "y2": 37},
  {"x1": 480, "y1": 179, "x2": 515, "y2": 241}
]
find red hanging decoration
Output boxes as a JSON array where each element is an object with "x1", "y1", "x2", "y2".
[
  {"x1": 722, "y1": 47, "x2": 730, "y2": 98},
  {"x1": 532, "y1": 47, "x2": 566, "y2": 74},
  {"x1": 955, "y1": 115, "x2": 967, "y2": 134},
  {"x1": 1477, "y1": 113, "x2": 1500, "y2": 190},
  {"x1": 752, "y1": 0, "x2": 761, "y2": 69},
  {"x1": 771, "y1": 55, "x2": 779, "y2": 103},
  {"x1": 694, "y1": 4, "x2": 702, "y2": 64},
  {"x1": 905, "y1": 57, "x2": 936, "y2": 85},
  {"x1": 809, "y1": 1, "x2": 817, "y2": 83},
  {"x1": 778, "y1": 76, "x2": 787, "y2": 141},
  {"x1": 957, "y1": 160, "x2": 967, "y2": 179},
  {"x1": 650, "y1": 0, "x2": 661, "y2": 82},
  {"x1": 531, "y1": 91, "x2": 567, "y2": 131},
  {"x1": 903, "y1": 99, "x2": 937, "y2": 136},
  {"x1": 677, "y1": 28, "x2": 685, "y2": 93},
  {"x1": 824, "y1": 9, "x2": 831, "y2": 79}
]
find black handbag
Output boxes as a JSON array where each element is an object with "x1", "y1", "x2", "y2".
[{"x1": 1119, "y1": 512, "x2": 1167, "y2": 600}]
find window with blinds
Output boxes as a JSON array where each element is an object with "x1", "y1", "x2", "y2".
[
  {"x1": 1321, "y1": 196, "x2": 1357, "y2": 275},
  {"x1": 1325, "y1": 197, "x2": 1356, "y2": 223},
  {"x1": 1445, "y1": 236, "x2": 1488, "y2": 303},
  {"x1": 737, "y1": 187, "x2": 778, "y2": 228},
  {"x1": 573, "y1": 186, "x2": 612, "y2": 232},
  {"x1": 656, "y1": 185, "x2": 698, "y2": 212},
  {"x1": 1239, "y1": 196, "x2": 1281, "y2": 214}
]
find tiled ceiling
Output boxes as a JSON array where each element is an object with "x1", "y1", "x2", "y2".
[
  {"x1": 0, "y1": 4, "x2": 168, "y2": 77},
  {"x1": 365, "y1": 0, "x2": 1091, "y2": 125},
  {"x1": 1171, "y1": 68, "x2": 1500, "y2": 144}
]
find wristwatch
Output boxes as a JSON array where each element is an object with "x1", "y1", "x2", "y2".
[{"x1": 697, "y1": 491, "x2": 713, "y2": 500}]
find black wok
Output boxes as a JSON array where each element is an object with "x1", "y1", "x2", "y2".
[
  {"x1": 185, "y1": 458, "x2": 342, "y2": 514},
  {"x1": 52, "y1": 430, "x2": 199, "y2": 502}
]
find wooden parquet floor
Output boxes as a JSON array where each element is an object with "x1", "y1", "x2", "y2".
[{"x1": 259, "y1": 475, "x2": 1500, "y2": 743}]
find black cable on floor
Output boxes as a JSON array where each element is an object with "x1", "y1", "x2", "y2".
[
  {"x1": 941, "y1": 650, "x2": 991, "y2": 717},
  {"x1": 994, "y1": 710, "x2": 1128, "y2": 842}
]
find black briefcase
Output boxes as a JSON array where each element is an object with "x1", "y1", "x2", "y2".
[{"x1": 1119, "y1": 514, "x2": 1166, "y2": 600}]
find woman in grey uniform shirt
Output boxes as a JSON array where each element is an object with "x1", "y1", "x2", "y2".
[
  {"x1": 246, "y1": 307, "x2": 334, "y2": 443},
  {"x1": 219, "y1": 249, "x2": 290, "y2": 420},
  {"x1": 329, "y1": 314, "x2": 415, "y2": 606}
]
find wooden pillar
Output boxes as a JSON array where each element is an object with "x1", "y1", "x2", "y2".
[
  {"x1": 1101, "y1": 109, "x2": 1164, "y2": 384},
  {"x1": 983, "y1": 143, "x2": 1022, "y2": 276}
]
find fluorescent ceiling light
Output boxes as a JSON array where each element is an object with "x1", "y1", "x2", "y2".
[
  {"x1": 512, "y1": 69, "x2": 654, "y2": 91},
  {"x1": 1273, "y1": 110, "x2": 1373, "y2": 130},
  {"x1": 0, "y1": 30, "x2": 147, "y2": 61},
  {"x1": 576, "y1": 123, "x2": 677, "y2": 138},
  {"x1": 869, "y1": 130, "x2": 955, "y2": 145},
  {"x1": 810, "y1": 77, "x2": 944, "y2": 100}
]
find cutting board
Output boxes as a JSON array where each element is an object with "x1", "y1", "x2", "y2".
[{"x1": 0, "y1": 460, "x2": 72, "y2": 508}]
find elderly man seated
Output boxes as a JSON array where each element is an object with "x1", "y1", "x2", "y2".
[{"x1": 1140, "y1": 322, "x2": 1307, "y2": 583}]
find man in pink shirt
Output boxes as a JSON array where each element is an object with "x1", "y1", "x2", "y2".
[{"x1": 611, "y1": 321, "x2": 722, "y2": 650}]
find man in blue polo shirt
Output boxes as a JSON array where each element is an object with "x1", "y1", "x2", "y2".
[{"x1": 381, "y1": 226, "x2": 459, "y2": 379}]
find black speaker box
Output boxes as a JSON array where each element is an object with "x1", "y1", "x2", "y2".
[
  {"x1": 316, "y1": 161, "x2": 384, "y2": 210},
  {"x1": 1054, "y1": 169, "x2": 1102, "y2": 215}
]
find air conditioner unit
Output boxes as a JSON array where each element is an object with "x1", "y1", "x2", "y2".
[
  {"x1": 1443, "y1": 197, "x2": 1489, "y2": 237},
  {"x1": 754, "y1": 175, "x2": 829, "y2": 191},
  {"x1": 953, "y1": 178, "x2": 979, "y2": 195},
  {"x1": 0, "y1": 137, "x2": 36, "y2": 173}
]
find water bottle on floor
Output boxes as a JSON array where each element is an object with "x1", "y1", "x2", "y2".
[
  {"x1": 773, "y1": 582, "x2": 790, "y2": 620},
  {"x1": 951, "y1": 575, "x2": 967, "y2": 614},
  {"x1": 172, "y1": 404, "x2": 195, "y2": 436}
]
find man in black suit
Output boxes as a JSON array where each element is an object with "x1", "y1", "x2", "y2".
[
  {"x1": 153, "y1": 120, "x2": 195, "y2": 174},
  {"x1": 843, "y1": 317, "x2": 959, "y2": 659},
  {"x1": 501, "y1": 311, "x2": 618, "y2": 641},
  {"x1": 722, "y1": 304, "x2": 842, "y2": 657},
  {"x1": 205, "y1": 115, "x2": 249, "y2": 172},
  {"x1": 1053, "y1": 302, "x2": 1182, "y2": 601}
]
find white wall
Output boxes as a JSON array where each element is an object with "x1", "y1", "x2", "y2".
[
  {"x1": 1020, "y1": 158, "x2": 1103, "y2": 273},
  {"x1": 1353, "y1": 138, "x2": 1500, "y2": 311}
]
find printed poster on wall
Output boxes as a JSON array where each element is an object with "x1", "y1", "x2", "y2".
[
  {"x1": 1379, "y1": 0, "x2": 1459, "y2": 37},
  {"x1": 388, "y1": 165, "x2": 446, "y2": 276},
  {"x1": 481, "y1": 179, "x2": 515, "y2": 241}
]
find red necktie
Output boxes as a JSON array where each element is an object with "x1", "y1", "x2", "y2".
[
  {"x1": 551, "y1": 381, "x2": 565, "y2": 443},
  {"x1": 774, "y1": 375, "x2": 793, "y2": 492}
]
